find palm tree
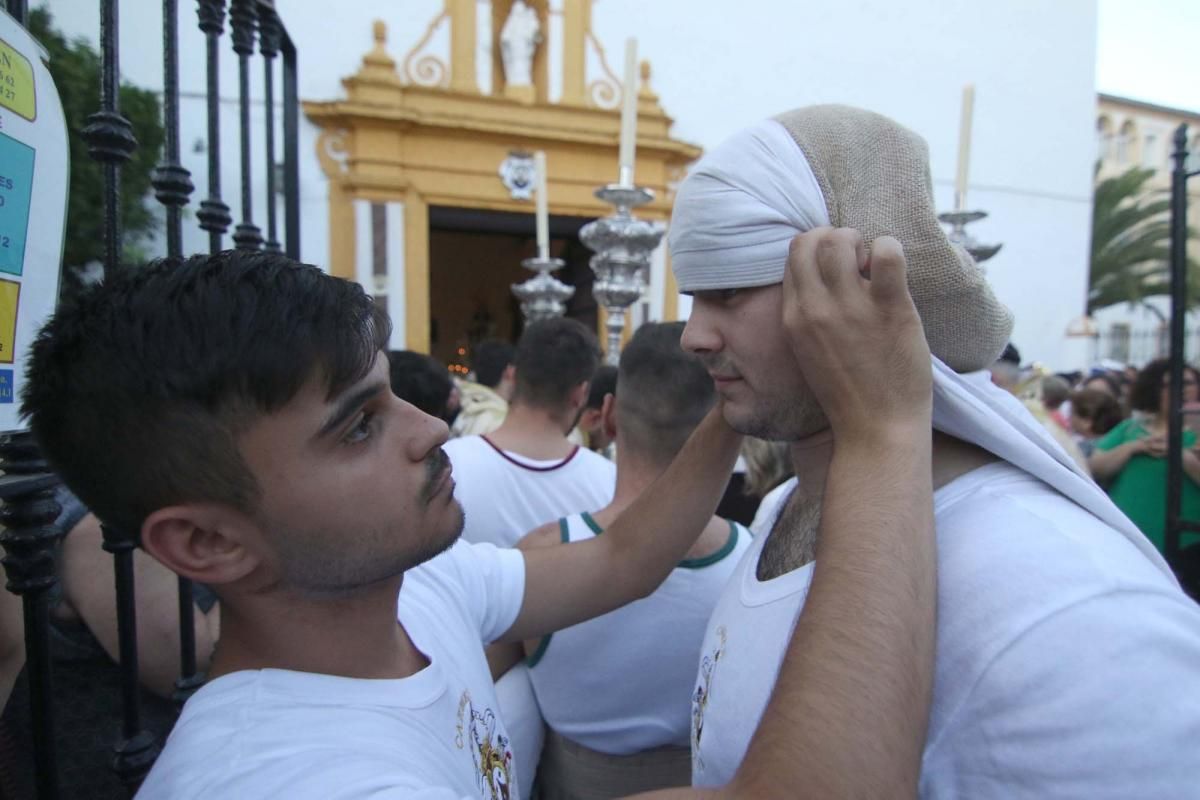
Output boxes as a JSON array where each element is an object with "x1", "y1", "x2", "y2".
[{"x1": 1087, "y1": 166, "x2": 1198, "y2": 314}]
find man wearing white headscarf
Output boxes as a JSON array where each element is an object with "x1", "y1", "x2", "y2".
[{"x1": 674, "y1": 105, "x2": 1200, "y2": 797}]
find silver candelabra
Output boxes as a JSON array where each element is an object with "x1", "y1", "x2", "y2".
[
  {"x1": 511, "y1": 255, "x2": 575, "y2": 322},
  {"x1": 938, "y1": 209, "x2": 1002, "y2": 267},
  {"x1": 580, "y1": 180, "x2": 665, "y2": 365}
]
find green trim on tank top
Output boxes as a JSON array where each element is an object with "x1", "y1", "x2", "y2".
[
  {"x1": 528, "y1": 517, "x2": 573, "y2": 667},
  {"x1": 579, "y1": 512, "x2": 739, "y2": 569}
]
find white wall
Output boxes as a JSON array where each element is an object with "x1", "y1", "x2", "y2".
[{"x1": 43, "y1": 0, "x2": 1099, "y2": 369}]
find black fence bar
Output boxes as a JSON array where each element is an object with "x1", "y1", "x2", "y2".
[
  {"x1": 1166, "y1": 123, "x2": 1192, "y2": 566},
  {"x1": 100, "y1": 525, "x2": 160, "y2": 788},
  {"x1": 259, "y1": 3, "x2": 280, "y2": 252},
  {"x1": 0, "y1": 442, "x2": 63, "y2": 800},
  {"x1": 281, "y1": 28, "x2": 300, "y2": 259},
  {"x1": 152, "y1": 0, "x2": 203, "y2": 710},
  {"x1": 152, "y1": 0, "x2": 194, "y2": 264},
  {"x1": 4, "y1": 0, "x2": 28, "y2": 26},
  {"x1": 196, "y1": 0, "x2": 232, "y2": 253},
  {"x1": 230, "y1": 0, "x2": 263, "y2": 250}
]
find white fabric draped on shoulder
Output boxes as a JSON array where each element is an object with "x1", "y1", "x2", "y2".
[{"x1": 668, "y1": 119, "x2": 831, "y2": 292}]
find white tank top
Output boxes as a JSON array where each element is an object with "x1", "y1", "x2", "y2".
[{"x1": 527, "y1": 511, "x2": 750, "y2": 755}]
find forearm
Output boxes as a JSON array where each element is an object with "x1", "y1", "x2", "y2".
[
  {"x1": 604, "y1": 408, "x2": 742, "y2": 598},
  {"x1": 1182, "y1": 452, "x2": 1200, "y2": 487},
  {"x1": 732, "y1": 430, "x2": 936, "y2": 798},
  {"x1": 1088, "y1": 442, "x2": 1136, "y2": 481}
]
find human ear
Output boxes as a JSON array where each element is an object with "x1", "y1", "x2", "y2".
[
  {"x1": 140, "y1": 504, "x2": 261, "y2": 587},
  {"x1": 601, "y1": 393, "x2": 617, "y2": 438}
]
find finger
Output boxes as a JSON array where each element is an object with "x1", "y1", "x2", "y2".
[
  {"x1": 867, "y1": 236, "x2": 910, "y2": 303},
  {"x1": 785, "y1": 229, "x2": 830, "y2": 302},
  {"x1": 814, "y1": 228, "x2": 865, "y2": 291}
]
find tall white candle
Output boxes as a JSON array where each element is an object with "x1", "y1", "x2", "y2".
[
  {"x1": 535, "y1": 151, "x2": 549, "y2": 259},
  {"x1": 955, "y1": 83, "x2": 975, "y2": 211},
  {"x1": 617, "y1": 38, "x2": 638, "y2": 187}
]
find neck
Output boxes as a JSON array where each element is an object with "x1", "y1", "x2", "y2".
[
  {"x1": 488, "y1": 401, "x2": 575, "y2": 457},
  {"x1": 788, "y1": 427, "x2": 996, "y2": 498},
  {"x1": 208, "y1": 576, "x2": 425, "y2": 681},
  {"x1": 596, "y1": 446, "x2": 668, "y2": 522}
]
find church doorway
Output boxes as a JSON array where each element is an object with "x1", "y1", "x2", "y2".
[{"x1": 428, "y1": 206, "x2": 599, "y2": 369}]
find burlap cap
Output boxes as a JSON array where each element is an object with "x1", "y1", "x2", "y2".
[{"x1": 773, "y1": 105, "x2": 1012, "y2": 373}]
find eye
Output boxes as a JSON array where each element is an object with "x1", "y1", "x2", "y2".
[{"x1": 342, "y1": 410, "x2": 378, "y2": 445}]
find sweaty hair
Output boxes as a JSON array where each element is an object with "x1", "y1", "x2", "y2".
[
  {"x1": 470, "y1": 339, "x2": 515, "y2": 389},
  {"x1": 510, "y1": 317, "x2": 601, "y2": 411},
  {"x1": 1130, "y1": 358, "x2": 1200, "y2": 414},
  {"x1": 388, "y1": 350, "x2": 453, "y2": 419},
  {"x1": 586, "y1": 365, "x2": 618, "y2": 410},
  {"x1": 616, "y1": 322, "x2": 716, "y2": 465},
  {"x1": 22, "y1": 250, "x2": 391, "y2": 539},
  {"x1": 1069, "y1": 388, "x2": 1124, "y2": 436}
]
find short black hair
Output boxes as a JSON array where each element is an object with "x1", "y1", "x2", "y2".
[
  {"x1": 22, "y1": 250, "x2": 391, "y2": 538},
  {"x1": 586, "y1": 366, "x2": 618, "y2": 410},
  {"x1": 1130, "y1": 358, "x2": 1200, "y2": 414},
  {"x1": 616, "y1": 322, "x2": 715, "y2": 465},
  {"x1": 388, "y1": 350, "x2": 453, "y2": 419},
  {"x1": 470, "y1": 339, "x2": 515, "y2": 389},
  {"x1": 510, "y1": 318, "x2": 601, "y2": 411}
]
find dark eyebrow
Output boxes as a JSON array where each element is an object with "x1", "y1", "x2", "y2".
[{"x1": 315, "y1": 381, "x2": 388, "y2": 440}]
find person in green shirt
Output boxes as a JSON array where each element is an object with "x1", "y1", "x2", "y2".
[{"x1": 1090, "y1": 359, "x2": 1200, "y2": 553}]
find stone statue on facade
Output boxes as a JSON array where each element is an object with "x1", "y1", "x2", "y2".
[{"x1": 500, "y1": 0, "x2": 540, "y2": 98}]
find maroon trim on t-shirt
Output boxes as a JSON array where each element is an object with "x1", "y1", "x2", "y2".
[{"x1": 480, "y1": 436, "x2": 581, "y2": 472}]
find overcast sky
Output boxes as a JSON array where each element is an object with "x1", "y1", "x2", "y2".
[{"x1": 1097, "y1": 0, "x2": 1199, "y2": 111}]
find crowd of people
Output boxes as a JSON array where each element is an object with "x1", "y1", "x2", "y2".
[
  {"x1": 990, "y1": 347, "x2": 1200, "y2": 563},
  {"x1": 2, "y1": 104, "x2": 1199, "y2": 800}
]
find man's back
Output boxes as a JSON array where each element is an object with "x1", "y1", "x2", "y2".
[
  {"x1": 445, "y1": 435, "x2": 615, "y2": 547},
  {"x1": 691, "y1": 462, "x2": 1200, "y2": 795}
]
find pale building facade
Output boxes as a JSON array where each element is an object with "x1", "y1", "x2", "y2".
[
  {"x1": 1090, "y1": 94, "x2": 1200, "y2": 368},
  {"x1": 48, "y1": 0, "x2": 1100, "y2": 369}
]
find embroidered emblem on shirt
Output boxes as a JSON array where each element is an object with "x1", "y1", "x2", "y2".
[
  {"x1": 456, "y1": 689, "x2": 515, "y2": 800},
  {"x1": 691, "y1": 624, "x2": 728, "y2": 772}
]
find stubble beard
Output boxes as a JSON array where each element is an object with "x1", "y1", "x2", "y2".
[
  {"x1": 274, "y1": 500, "x2": 466, "y2": 597},
  {"x1": 724, "y1": 391, "x2": 830, "y2": 443}
]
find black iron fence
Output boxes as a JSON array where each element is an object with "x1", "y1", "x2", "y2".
[
  {"x1": 0, "y1": 0, "x2": 300, "y2": 796},
  {"x1": 1166, "y1": 123, "x2": 1200, "y2": 591}
]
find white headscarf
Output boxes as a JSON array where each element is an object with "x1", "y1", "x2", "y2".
[{"x1": 669, "y1": 120, "x2": 829, "y2": 291}]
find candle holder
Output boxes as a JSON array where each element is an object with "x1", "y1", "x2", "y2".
[
  {"x1": 580, "y1": 183, "x2": 665, "y2": 365},
  {"x1": 512, "y1": 255, "x2": 575, "y2": 322},
  {"x1": 938, "y1": 209, "x2": 1002, "y2": 268}
]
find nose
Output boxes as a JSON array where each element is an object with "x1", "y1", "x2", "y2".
[
  {"x1": 681, "y1": 302, "x2": 722, "y2": 355},
  {"x1": 396, "y1": 397, "x2": 450, "y2": 462}
]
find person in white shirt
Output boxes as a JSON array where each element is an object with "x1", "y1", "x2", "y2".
[
  {"x1": 671, "y1": 104, "x2": 1200, "y2": 797},
  {"x1": 511, "y1": 323, "x2": 751, "y2": 798},
  {"x1": 23, "y1": 243, "x2": 939, "y2": 799},
  {"x1": 446, "y1": 317, "x2": 616, "y2": 551},
  {"x1": 446, "y1": 318, "x2": 617, "y2": 794}
]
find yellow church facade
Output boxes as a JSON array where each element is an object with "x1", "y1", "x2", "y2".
[{"x1": 302, "y1": 0, "x2": 701, "y2": 364}]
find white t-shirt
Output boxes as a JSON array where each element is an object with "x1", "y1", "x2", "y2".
[
  {"x1": 445, "y1": 435, "x2": 616, "y2": 548},
  {"x1": 691, "y1": 463, "x2": 1200, "y2": 796},
  {"x1": 137, "y1": 541, "x2": 526, "y2": 800},
  {"x1": 527, "y1": 512, "x2": 750, "y2": 755}
]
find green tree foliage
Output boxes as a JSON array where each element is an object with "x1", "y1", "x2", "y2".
[
  {"x1": 27, "y1": 7, "x2": 164, "y2": 272},
  {"x1": 1088, "y1": 165, "x2": 1198, "y2": 314}
]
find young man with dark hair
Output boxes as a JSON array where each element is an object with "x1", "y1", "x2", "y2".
[
  {"x1": 23, "y1": 244, "x2": 941, "y2": 799},
  {"x1": 577, "y1": 364, "x2": 618, "y2": 455},
  {"x1": 444, "y1": 317, "x2": 615, "y2": 551},
  {"x1": 454, "y1": 340, "x2": 516, "y2": 438},
  {"x1": 516, "y1": 322, "x2": 751, "y2": 796},
  {"x1": 388, "y1": 350, "x2": 458, "y2": 423}
]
